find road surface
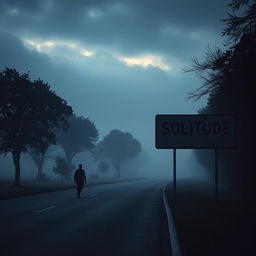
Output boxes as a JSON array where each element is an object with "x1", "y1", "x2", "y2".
[{"x1": 0, "y1": 179, "x2": 171, "y2": 256}]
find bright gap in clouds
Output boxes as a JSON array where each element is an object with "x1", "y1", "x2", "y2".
[
  {"x1": 23, "y1": 38, "x2": 173, "y2": 73},
  {"x1": 117, "y1": 55, "x2": 172, "y2": 72},
  {"x1": 25, "y1": 39, "x2": 55, "y2": 51},
  {"x1": 24, "y1": 39, "x2": 95, "y2": 57},
  {"x1": 81, "y1": 50, "x2": 95, "y2": 57}
]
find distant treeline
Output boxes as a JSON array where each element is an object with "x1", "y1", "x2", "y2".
[
  {"x1": 0, "y1": 68, "x2": 141, "y2": 186},
  {"x1": 188, "y1": 0, "x2": 256, "y2": 199}
]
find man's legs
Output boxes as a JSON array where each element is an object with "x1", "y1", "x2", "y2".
[{"x1": 77, "y1": 183, "x2": 84, "y2": 198}]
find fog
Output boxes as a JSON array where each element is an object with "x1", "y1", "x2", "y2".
[
  {"x1": 0, "y1": 0, "x2": 230, "y2": 183},
  {"x1": 0, "y1": 146, "x2": 209, "y2": 183}
]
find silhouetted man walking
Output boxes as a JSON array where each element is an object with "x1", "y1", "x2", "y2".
[{"x1": 74, "y1": 164, "x2": 87, "y2": 199}]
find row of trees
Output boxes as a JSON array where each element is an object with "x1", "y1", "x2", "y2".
[
  {"x1": 0, "y1": 68, "x2": 141, "y2": 186},
  {"x1": 51, "y1": 115, "x2": 98, "y2": 180},
  {"x1": 52, "y1": 129, "x2": 141, "y2": 180},
  {"x1": 29, "y1": 114, "x2": 99, "y2": 181},
  {"x1": 187, "y1": 0, "x2": 256, "y2": 197}
]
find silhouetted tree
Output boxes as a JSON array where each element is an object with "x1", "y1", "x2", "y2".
[
  {"x1": 55, "y1": 115, "x2": 99, "y2": 179},
  {"x1": 93, "y1": 130, "x2": 141, "y2": 179},
  {"x1": 0, "y1": 68, "x2": 73, "y2": 187},
  {"x1": 187, "y1": 1, "x2": 256, "y2": 197},
  {"x1": 185, "y1": 48, "x2": 233, "y2": 100},
  {"x1": 222, "y1": 0, "x2": 256, "y2": 43},
  {"x1": 186, "y1": 0, "x2": 256, "y2": 100},
  {"x1": 97, "y1": 161, "x2": 110, "y2": 177},
  {"x1": 52, "y1": 156, "x2": 74, "y2": 180}
]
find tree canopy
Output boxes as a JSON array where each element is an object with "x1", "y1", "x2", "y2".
[
  {"x1": 93, "y1": 129, "x2": 141, "y2": 179},
  {"x1": 187, "y1": 0, "x2": 256, "y2": 100},
  {"x1": 0, "y1": 67, "x2": 73, "y2": 186},
  {"x1": 97, "y1": 161, "x2": 110, "y2": 175},
  {"x1": 222, "y1": 0, "x2": 256, "y2": 43},
  {"x1": 187, "y1": 0, "x2": 256, "y2": 197},
  {"x1": 55, "y1": 115, "x2": 99, "y2": 178},
  {"x1": 52, "y1": 156, "x2": 74, "y2": 180}
]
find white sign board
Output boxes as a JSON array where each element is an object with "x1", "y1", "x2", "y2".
[{"x1": 155, "y1": 115, "x2": 235, "y2": 149}]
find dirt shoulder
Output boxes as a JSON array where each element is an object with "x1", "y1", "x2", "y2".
[{"x1": 165, "y1": 179, "x2": 255, "y2": 256}]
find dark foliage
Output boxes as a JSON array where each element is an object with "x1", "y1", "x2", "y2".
[
  {"x1": 55, "y1": 115, "x2": 99, "y2": 178},
  {"x1": 187, "y1": 1, "x2": 256, "y2": 198},
  {"x1": 52, "y1": 156, "x2": 74, "y2": 180},
  {"x1": 222, "y1": 0, "x2": 256, "y2": 43},
  {"x1": 0, "y1": 68, "x2": 73, "y2": 186},
  {"x1": 97, "y1": 161, "x2": 110, "y2": 175},
  {"x1": 185, "y1": 48, "x2": 233, "y2": 100},
  {"x1": 93, "y1": 129, "x2": 141, "y2": 179}
]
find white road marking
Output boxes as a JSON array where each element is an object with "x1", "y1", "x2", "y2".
[
  {"x1": 34, "y1": 206, "x2": 56, "y2": 214},
  {"x1": 86, "y1": 194, "x2": 96, "y2": 198}
]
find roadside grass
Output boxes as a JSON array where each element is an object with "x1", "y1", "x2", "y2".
[
  {"x1": 0, "y1": 178, "x2": 145, "y2": 200},
  {"x1": 165, "y1": 179, "x2": 255, "y2": 256},
  {"x1": 0, "y1": 181, "x2": 75, "y2": 200}
]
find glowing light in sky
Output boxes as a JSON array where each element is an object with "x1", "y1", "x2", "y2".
[
  {"x1": 24, "y1": 39, "x2": 94, "y2": 57},
  {"x1": 24, "y1": 39, "x2": 171, "y2": 72},
  {"x1": 25, "y1": 40, "x2": 56, "y2": 51},
  {"x1": 81, "y1": 50, "x2": 95, "y2": 57},
  {"x1": 118, "y1": 55, "x2": 172, "y2": 72}
]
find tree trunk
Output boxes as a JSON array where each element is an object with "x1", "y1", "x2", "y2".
[
  {"x1": 65, "y1": 151, "x2": 74, "y2": 180},
  {"x1": 12, "y1": 152, "x2": 21, "y2": 187},
  {"x1": 28, "y1": 150, "x2": 46, "y2": 182},
  {"x1": 115, "y1": 165, "x2": 121, "y2": 179},
  {"x1": 37, "y1": 160, "x2": 44, "y2": 182}
]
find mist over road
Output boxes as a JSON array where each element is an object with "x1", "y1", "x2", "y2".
[{"x1": 1, "y1": 179, "x2": 170, "y2": 256}]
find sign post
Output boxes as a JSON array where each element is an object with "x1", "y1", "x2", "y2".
[
  {"x1": 215, "y1": 148, "x2": 218, "y2": 201},
  {"x1": 155, "y1": 115, "x2": 235, "y2": 202},
  {"x1": 173, "y1": 148, "x2": 176, "y2": 200}
]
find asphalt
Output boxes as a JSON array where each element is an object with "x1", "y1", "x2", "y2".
[{"x1": 0, "y1": 179, "x2": 171, "y2": 256}]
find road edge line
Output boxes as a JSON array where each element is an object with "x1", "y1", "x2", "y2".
[
  {"x1": 34, "y1": 206, "x2": 56, "y2": 214},
  {"x1": 163, "y1": 185, "x2": 182, "y2": 256}
]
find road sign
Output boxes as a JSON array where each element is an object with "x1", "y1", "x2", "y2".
[
  {"x1": 155, "y1": 114, "x2": 235, "y2": 202},
  {"x1": 155, "y1": 115, "x2": 235, "y2": 149}
]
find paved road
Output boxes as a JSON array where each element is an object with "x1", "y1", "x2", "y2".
[{"x1": 0, "y1": 179, "x2": 171, "y2": 256}]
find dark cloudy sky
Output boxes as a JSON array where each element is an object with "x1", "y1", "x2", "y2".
[{"x1": 0, "y1": 0, "x2": 230, "y2": 176}]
